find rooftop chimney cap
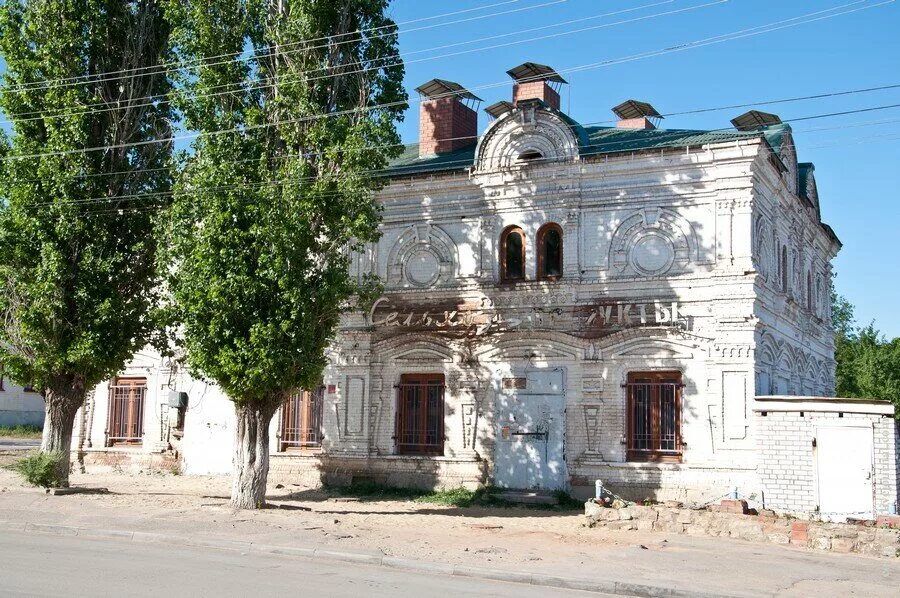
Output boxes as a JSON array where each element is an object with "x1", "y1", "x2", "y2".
[
  {"x1": 485, "y1": 100, "x2": 515, "y2": 119},
  {"x1": 415, "y1": 78, "x2": 483, "y2": 102},
  {"x1": 731, "y1": 110, "x2": 782, "y2": 131},
  {"x1": 506, "y1": 62, "x2": 567, "y2": 84},
  {"x1": 612, "y1": 99, "x2": 661, "y2": 120}
]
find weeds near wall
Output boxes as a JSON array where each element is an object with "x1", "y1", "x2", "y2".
[
  {"x1": 0, "y1": 424, "x2": 43, "y2": 439},
  {"x1": 4, "y1": 452, "x2": 64, "y2": 488},
  {"x1": 328, "y1": 481, "x2": 582, "y2": 511}
]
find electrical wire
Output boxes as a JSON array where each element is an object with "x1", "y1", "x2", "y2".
[
  {"x1": 0, "y1": 0, "x2": 696, "y2": 125},
  {"x1": 0, "y1": 0, "x2": 536, "y2": 93},
  {"x1": 1, "y1": 0, "x2": 890, "y2": 163},
  {"x1": 18, "y1": 102, "x2": 900, "y2": 212}
]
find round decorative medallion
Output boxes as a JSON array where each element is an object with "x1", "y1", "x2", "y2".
[
  {"x1": 632, "y1": 234, "x2": 674, "y2": 275},
  {"x1": 406, "y1": 248, "x2": 441, "y2": 287}
]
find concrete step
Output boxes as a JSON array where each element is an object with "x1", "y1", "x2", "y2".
[{"x1": 496, "y1": 491, "x2": 558, "y2": 505}]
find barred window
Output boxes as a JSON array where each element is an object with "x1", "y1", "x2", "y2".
[
  {"x1": 279, "y1": 388, "x2": 324, "y2": 451},
  {"x1": 395, "y1": 374, "x2": 445, "y2": 456},
  {"x1": 625, "y1": 371, "x2": 683, "y2": 462},
  {"x1": 107, "y1": 378, "x2": 146, "y2": 446}
]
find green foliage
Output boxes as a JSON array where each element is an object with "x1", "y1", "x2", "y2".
[
  {"x1": 4, "y1": 451, "x2": 65, "y2": 487},
  {"x1": 832, "y1": 292, "x2": 900, "y2": 411},
  {"x1": 0, "y1": 1, "x2": 173, "y2": 393},
  {"x1": 0, "y1": 424, "x2": 43, "y2": 438},
  {"x1": 162, "y1": 0, "x2": 406, "y2": 405}
]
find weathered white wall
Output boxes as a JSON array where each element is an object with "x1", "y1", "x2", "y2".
[{"x1": 0, "y1": 383, "x2": 44, "y2": 428}]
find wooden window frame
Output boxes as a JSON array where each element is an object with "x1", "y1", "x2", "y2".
[
  {"x1": 499, "y1": 225, "x2": 526, "y2": 282},
  {"x1": 394, "y1": 373, "x2": 445, "y2": 456},
  {"x1": 536, "y1": 223, "x2": 563, "y2": 281},
  {"x1": 279, "y1": 387, "x2": 324, "y2": 452},
  {"x1": 624, "y1": 371, "x2": 683, "y2": 463},
  {"x1": 106, "y1": 377, "x2": 147, "y2": 446}
]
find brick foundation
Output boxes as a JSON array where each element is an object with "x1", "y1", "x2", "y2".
[{"x1": 585, "y1": 501, "x2": 900, "y2": 558}]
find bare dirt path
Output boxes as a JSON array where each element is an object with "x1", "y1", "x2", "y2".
[{"x1": 0, "y1": 469, "x2": 897, "y2": 597}]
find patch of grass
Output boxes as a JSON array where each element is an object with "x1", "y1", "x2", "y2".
[
  {"x1": 0, "y1": 424, "x2": 43, "y2": 439},
  {"x1": 328, "y1": 481, "x2": 583, "y2": 511},
  {"x1": 3, "y1": 451, "x2": 64, "y2": 488}
]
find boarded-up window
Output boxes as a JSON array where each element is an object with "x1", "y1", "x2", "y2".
[
  {"x1": 395, "y1": 374, "x2": 444, "y2": 455},
  {"x1": 625, "y1": 371, "x2": 682, "y2": 462},
  {"x1": 279, "y1": 388, "x2": 324, "y2": 451},
  {"x1": 107, "y1": 378, "x2": 146, "y2": 445}
]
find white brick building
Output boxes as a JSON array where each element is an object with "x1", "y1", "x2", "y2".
[{"x1": 74, "y1": 64, "x2": 852, "y2": 504}]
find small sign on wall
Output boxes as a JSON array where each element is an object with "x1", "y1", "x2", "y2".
[
  {"x1": 327, "y1": 384, "x2": 337, "y2": 394},
  {"x1": 502, "y1": 377, "x2": 527, "y2": 390}
]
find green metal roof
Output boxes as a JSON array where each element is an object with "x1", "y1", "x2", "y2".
[{"x1": 385, "y1": 121, "x2": 790, "y2": 177}]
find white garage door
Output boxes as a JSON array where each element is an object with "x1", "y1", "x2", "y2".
[{"x1": 816, "y1": 426, "x2": 874, "y2": 521}]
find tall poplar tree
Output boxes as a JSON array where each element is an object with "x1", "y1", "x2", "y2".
[
  {"x1": 0, "y1": 0, "x2": 173, "y2": 485},
  {"x1": 164, "y1": 0, "x2": 405, "y2": 508}
]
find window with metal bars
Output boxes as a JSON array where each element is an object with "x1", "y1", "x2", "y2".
[
  {"x1": 395, "y1": 374, "x2": 445, "y2": 456},
  {"x1": 625, "y1": 371, "x2": 683, "y2": 462},
  {"x1": 106, "y1": 378, "x2": 146, "y2": 446},
  {"x1": 279, "y1": 387, "x2": 324, "y2": 451}
]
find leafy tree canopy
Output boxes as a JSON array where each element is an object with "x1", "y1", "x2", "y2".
[
  {"x1": 833, "y1": 290, "x2": 900, "y2": 411},
  {"x1": 0, "y1": 0, "x2": 172, "y2": 393},
  {"x1": 163, "y1": 0, "x2": 406, "y2": 405}
]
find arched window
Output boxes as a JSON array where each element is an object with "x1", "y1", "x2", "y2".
[
  {"x1": 500, "y1": 225, "x2": 525, "y2": 281},
  {"x1": 780, "y1": 246, "x2": 788, "y2": 293},
  {"x1": 537, "y1": 223, "x2": 563, "y2": 280},
  {"x1": 517, "y1": 150, "x2": 543, "y2": 163}
]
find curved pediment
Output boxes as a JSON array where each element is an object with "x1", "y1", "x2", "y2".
[
  {"x1": 474, "y1": 103, "x2": 583, "y2": 172},
  {"x1": 475, "y1": 332, "x2": 583, "y2": 362},
  {"x1": 597, "y1": 328, "x2": 704, "y2": 361}
]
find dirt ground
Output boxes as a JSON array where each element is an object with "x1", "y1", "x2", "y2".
[{"x1": 1, "y1": 468, "x2": 899, "y2": 597}]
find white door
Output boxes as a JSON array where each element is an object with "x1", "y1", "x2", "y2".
[
  {"x1": 816, "y1": 426, "x2": 874, "y2": 521},
  {"x1": 493, "y1": 392, "x2": 567, "y2": 490}
]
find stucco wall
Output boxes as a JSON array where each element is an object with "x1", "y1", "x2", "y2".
[{"x1": 0, "y1": 383, "x2": 44, "y2": 428}]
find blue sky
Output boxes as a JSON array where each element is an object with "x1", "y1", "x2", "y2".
[
  {"x1": 389, "y1": 0, "x2": 900, "y2": 336},
  {"x1": 0, "y1": 1, "x2": 896, "y2": 334}
]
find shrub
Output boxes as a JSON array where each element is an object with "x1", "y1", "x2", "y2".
[{"x1": 4, "y1": 451, "x2": 65, "y2": 488}]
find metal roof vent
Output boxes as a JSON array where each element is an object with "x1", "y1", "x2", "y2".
[
  {"x1": 731, "y1": 110, "x2": 782, "y2": 131},
  {"x1": 484, "y1": 101, "x2": 514, "y2": 120},
  {"x1": 506, "y1": 62, "x2": 567, "y2": 85},
  {"x1": 612, "y1": 99, "x2": 662, "y2": 130},
  {"x1": 414, "y1": 78, "x2": 482, "y2": 105},
  {"x1": 612, "y1": 99, "x2": 661, "y2": 120}
]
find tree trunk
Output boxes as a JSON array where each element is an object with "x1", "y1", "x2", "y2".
[
  {"x1": 40, "y1": 379, "x2": 86, "y2": 487},
  {"x1": 231, "y1": 401, "x2": 278, "y2": 509}
]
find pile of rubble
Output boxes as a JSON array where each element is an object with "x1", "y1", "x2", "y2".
[{"x1": 585, "y1": 498, "x2": 900, "y2": 558}]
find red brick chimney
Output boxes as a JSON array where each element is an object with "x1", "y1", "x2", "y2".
[
  {"x1": 612, "y1": 99, "x2": 662, "y2": 130},
  {"x1": 415, "y1": 79, "x2": 481, "y2": 157},
  {"x1": 507, "y1": 62, "x2": 566, "y2": 111}
]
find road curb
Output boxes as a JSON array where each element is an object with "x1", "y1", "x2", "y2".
[{"x1": 8, "y1": 519, "x2": 750, "y2": 597}]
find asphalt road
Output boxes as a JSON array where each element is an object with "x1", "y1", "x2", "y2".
[
  {"x1": 0, "y1": 437, "x2": 40, "y2": 449},
  {"x1": 0, "y1": 531, "x2": 606, "y2": 597}
]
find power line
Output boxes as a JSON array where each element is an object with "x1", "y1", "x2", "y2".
[
  {"x1": 0, "y1": 0, "x2": 536, "y2": 93},
  {"x1": 2, "y1": 0, "x2": 889, "y2": 163},
  {"x1": 0, "y1": 0, "x2": 692, "y2": 125},
  {"x1": 19, "y1": 102, "x2": 900, "y2": 211}
]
